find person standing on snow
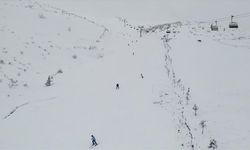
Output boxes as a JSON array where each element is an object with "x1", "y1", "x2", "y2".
[
  {"x1": 140, "y1": 73, "x2": 144, "y2": 79},
  {"x1": 91, "y1": 135, "x2": 98, "y2": 146},
  {"x1": 116, "y1": 83, "x2": 120, "y2": 90}
]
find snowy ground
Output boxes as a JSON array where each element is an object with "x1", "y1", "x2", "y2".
[{"x1": 1, "y1": 0, "x2": 250, "y2": 150}]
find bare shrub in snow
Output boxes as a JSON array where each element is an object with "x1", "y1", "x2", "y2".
[
  {"x1": 97, "y1": 54, "x2": 104, "y2": 59},
  {"x1": 200, "y1": 120, "x2": 206, "y2": 135},
  {"x1": 0, "y1": 60, "x2": 4, "y2": 64},
  {"x1": 208, "y1": 139, "x2": 218, "y2": 150},
  {"x1": 186, "y1": 87, "x2": 190, "y2": 104},
  {"x1": 57, "y1": 69, "x2": 63, "y2": 74},
  {"x1": 193, "y1": 104, "x2": 199, "y2": 116},
  {"x1": 26, "y1": 5, "x2": 33, "y2": 9},
  {"x1": 8, "y1": 78, "x2": 18, "y2": 88},
  {"x1": 39, "y1": 14, "x2": 46, "y2": 19},
  {"x1": 88, "y1": 46, "x2": 97, "y2": 50},
  {"x1": 72, "y1": 55, "x2": 77, "y2": 59},
  {"x1": 68, "y1": 27, "x2": 71, "y2": 32}
]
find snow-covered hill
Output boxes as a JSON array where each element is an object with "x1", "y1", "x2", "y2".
[{"x1": 1, "y1": 0, "x2": 250, "y2": 150}]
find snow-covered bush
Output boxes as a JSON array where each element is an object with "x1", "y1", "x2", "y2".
[
  {"x1": 57, "y1": 69, "x2": 63, "y2": 74},
  {"x1": 38, "y1": 14, "x2": 46, "y2": 19},
  {"x1": 208, "y1": 139, "x2": 218, "y2": 150},
  {"x1": 88, "y1": 46, "x2": 97, "y2": 50},
  {"x1": 68, "y1": 27, "x2": 71, "y2": 32},
  {"x1": 72, "y1": 55, "x2": 77, "y2": 59},
  {"x1": 0, "y1": 60, "x2": 5, "y2": 64},
  {"x1": 23, "y1": 83, "x2": 28, "y2": 87},
  {"x1": 8, "y1": 78, "x2": 18, "y2": 88},
  {"x1": 45, "y1": 76, "x2": 52, "y2": 86}
]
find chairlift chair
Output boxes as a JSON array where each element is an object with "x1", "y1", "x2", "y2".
[{"x1": 229, "y1": 15, "x2": 239, "y2": 28}]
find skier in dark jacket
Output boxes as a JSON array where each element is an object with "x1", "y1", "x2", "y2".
[
  {"x1": 116, "y1": 83, "x2": 120, "y2": 89},
  {"x1": 91, "y1": 135, "x2": 98, "y2": 146}
]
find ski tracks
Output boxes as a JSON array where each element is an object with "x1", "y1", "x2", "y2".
[{"x1": 2, "y1": 97, "x2": 57, "y2": 120}]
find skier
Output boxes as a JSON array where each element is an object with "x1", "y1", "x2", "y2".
[
  {"x1": 116, "y1": 83, "x2": 119, "y2": 90},
  {"x1": 91, "y1": 135, "x2": 98, "y2": 146},
  {"x1": 140, "y1": 73, "x2": 144, "y2": 79}
]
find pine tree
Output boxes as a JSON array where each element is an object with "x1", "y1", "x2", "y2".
[{"x1": 45, "y1": 76, "x2": 52, "y2": 86}]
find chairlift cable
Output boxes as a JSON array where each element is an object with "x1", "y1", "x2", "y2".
[{"x1": 197, "y1": 12, "x2": 250, "y2": 24}]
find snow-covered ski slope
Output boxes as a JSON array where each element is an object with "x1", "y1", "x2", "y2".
[{"x1": 1, "y1": 0, "x2": 250, "y2": 149}]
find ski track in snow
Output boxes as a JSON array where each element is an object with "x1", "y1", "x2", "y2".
[
  {"x1": 161, "y1": 31, "x2": 197, "y2": 150},
  {"x1": 120, "y1": 19, "x2": 206, "y2": 149},
  {"x1": 2, "y1": 97, "x2": 57, "y2": 119},
  {"x1": 3, "y1": 102, "x2": 29, "y2": 119}
]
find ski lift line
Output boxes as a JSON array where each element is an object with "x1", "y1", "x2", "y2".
[
  {"x1": 200, "y1": 12, "x2": 250, "y2": 24},
  {"x1": 187, "y1": 11, "x2": 250, "y2": 25},
  {"x1": 124, "y1": 12, "x2": 250, "y2": 28},
  {"x1": 218, "y1": 14, "x2": 250, "y2": 22},
  {"x1": 234, "y1": 12, "x2": 250, "y2": 18}
]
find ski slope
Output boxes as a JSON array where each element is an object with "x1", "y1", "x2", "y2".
[{"x1": 1, "y1": 0, "x2": 250, "y2": 150}]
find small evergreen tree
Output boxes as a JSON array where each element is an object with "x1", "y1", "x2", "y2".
[
  {"x1": 208, "y1": 139, "x2": 218, "y2": 150},
  {"x1": 45, "y1": 76, "x2": 52, "y2": 86}
]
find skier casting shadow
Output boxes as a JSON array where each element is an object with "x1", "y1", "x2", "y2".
[{"x1": 91, "y1": 135, "x2": 98, "y2": 147}]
